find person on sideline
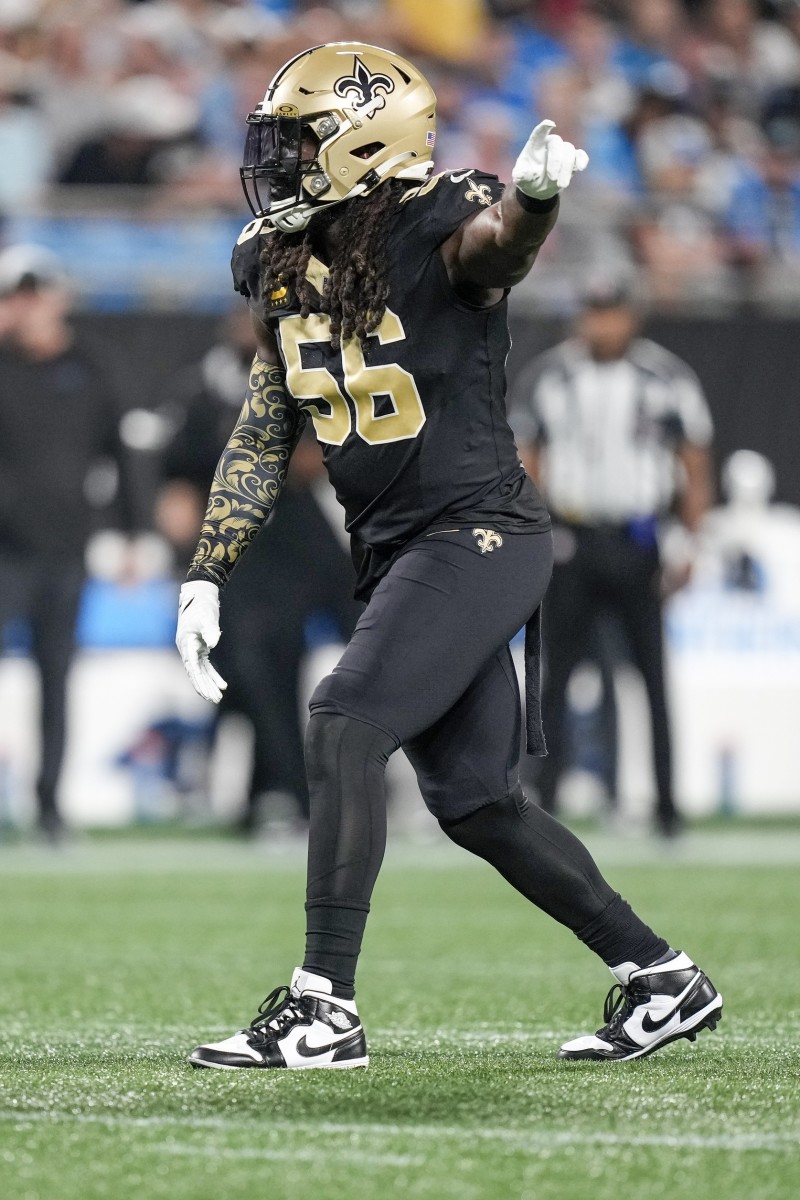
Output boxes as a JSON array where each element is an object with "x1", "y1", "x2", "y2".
[
  {"x1": 0, "y1": 245, "x2": 136, "y2": 840},
  {"x1": 512, "y1": 281, "x2": 714, "y2": 837}
]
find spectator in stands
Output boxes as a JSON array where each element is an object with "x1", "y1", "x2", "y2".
[
  {"x1": 616, "y1": 0, "x2": 689, "y2": 87},
  {"x1": 0, "y1": 244, "x2": 136, "y2": 840},
  {"x1": 694, "y1": 0, "x2": 800, "y2": 117},
  {"x1": 535, "y1": 55, "x2": 639, "y2": 201},
  {"x1": 628, "y1": 74, "x2": 734, "y2": 309},
  {"x1": 59, "y1": 73, "x2": 198, "y2": 187},
  {"x1": 36, "y1": 21, "x2": 109, "y2": 175},
  {"x1": 156, "y1": 309, "x2": 359, "y2": 834},
  {"x1": 0, "y1": 51, "x2": 50, "y2": 213},
  {"x1": 197, "y1": 6, "x2": 279, "y2": 164},
  {"x1": 511, "y1": 278, "x2": 714, "y2": 837},
  {"x1": 721, "y1": 96, "x2": 800, "y2": 306},
  {"x1": 386, "y1": 0, "x2": 488, "y2": 64}
]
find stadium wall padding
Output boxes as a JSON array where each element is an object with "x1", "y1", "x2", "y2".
[{"x1": 73, "y1": 313, "x2": 800, "y2": 507}]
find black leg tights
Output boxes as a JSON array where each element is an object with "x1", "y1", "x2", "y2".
[
  {"x1": 302, "y1": 711, "x2": 667, "y2": 995},
  {"x1": 440, "y1": 788, "x2": 668, "y2": 969},
  {"x1": 302, "y1": 712, "x2": 397, "y2": 999}
]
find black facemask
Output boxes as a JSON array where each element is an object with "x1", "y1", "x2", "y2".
[{"x1": 240, "y1": 115, "x2": 328, "y2": 218}]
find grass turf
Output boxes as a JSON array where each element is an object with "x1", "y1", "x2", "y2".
[{"x1": 1, "y1": 832, "x2": 799, "y2": 1200}]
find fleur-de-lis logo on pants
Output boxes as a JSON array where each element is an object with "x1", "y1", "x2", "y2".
[
  {"x1": 473, "y1": 528, "x2": 504, "y2": 554},
  {"x1": 334, "y1": 57, "x2": 395, "y2": 119},
  {"x1": 465, "y1": 181, "x2": 492, "y2": 207}
]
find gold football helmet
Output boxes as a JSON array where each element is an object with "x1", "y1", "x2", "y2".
[{"x1": 241, "y1": 42, "x2": 437, "y2": 232}]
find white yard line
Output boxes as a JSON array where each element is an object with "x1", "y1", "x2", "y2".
[
  {"x1": 3, "y1": 830, "x2": 800, "y2": 874},
  {"x1": 0, "y1": 1111, "x2": 796, "y2": 1154},
  {"x1": 161, "y1": 1144, "x2": 425, "y2": 1167},
  {"x1": 3, "y1": 1023, "x2": 797, "y2": 1047}
]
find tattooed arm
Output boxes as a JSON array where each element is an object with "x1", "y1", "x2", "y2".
[
  {"x1": 186, "y1": 319, "x2": 305, "y2": 589},
  {"x1": 176, "y1": 318, "x2": 303, "y2": 701}
]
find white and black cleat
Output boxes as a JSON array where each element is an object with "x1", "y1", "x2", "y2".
[
  {"x1": 189, "y1": 968, "x2": 369, "y2": 1071},
  {"x1": 559, "y1": 951, "x2": 723, "y2": 1062}
]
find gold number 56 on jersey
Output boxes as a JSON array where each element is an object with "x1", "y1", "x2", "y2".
[{"x1": 278, "y1": 309, "x2": 426, "y2": 445}]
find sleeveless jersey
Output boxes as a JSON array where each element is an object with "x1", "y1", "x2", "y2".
[{"x1": 231, "y1": 169, "x2": 550, "y2": 599}]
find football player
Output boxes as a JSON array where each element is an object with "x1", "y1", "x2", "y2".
[{"x1": 177, "y1": 42, "x2": 721, "y2": 1068}]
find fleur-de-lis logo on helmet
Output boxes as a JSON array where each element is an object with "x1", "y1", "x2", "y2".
[
  {"x1": 334, "y1": 56, "x2": 395, "y2": 119},
  {"x1": 473, "y1": 528, "x2": 504, "y2": 554}
]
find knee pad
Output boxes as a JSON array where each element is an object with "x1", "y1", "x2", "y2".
[{"x1": 304, "y1": 712, "x2": 397, "y2": 786}]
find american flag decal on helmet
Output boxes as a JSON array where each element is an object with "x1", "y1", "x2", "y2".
[{"x1": 426, "y1": 131, "x2": 435, "y2": 147}]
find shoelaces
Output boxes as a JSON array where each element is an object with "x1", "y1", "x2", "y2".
[
  {"x1": 248, "y1": 984, "x2": 306, "y2": 1038},
  {"x1": 601, "y1": 981, "x2": 649, "y2": 1036}
]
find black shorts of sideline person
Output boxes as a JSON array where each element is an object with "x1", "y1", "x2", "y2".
[{"x1": 535, "y1": 521, "x2": 678, "y2": 836}]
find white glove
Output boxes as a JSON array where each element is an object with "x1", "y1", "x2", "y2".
[
  {"x1": 176, "y1": 581, "x2": 228, "y2": 704},
  {"x1": 512, "y1": 119, "x2": 589, "y2": 201}
]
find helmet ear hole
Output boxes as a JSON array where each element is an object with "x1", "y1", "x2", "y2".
[{"x1": 351, "y1": 141, "x2": 385, "y2": 160}]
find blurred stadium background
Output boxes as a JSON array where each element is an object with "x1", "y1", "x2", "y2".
[
  {"x1": 2, "y1": 0, "x2": 800, "y2": 833},
  {"x1": 3, "y1": 8, "x2": 800, "y2": 1200}
]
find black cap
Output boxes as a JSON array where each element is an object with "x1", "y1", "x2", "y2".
[{"x1": 581, "y1": 277, "x2": 635, "y2": 310}]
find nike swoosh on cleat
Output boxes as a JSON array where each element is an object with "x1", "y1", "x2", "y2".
[
  {"x1": 641, "y1": 1006, "x2": 684, "y2": 1033},
  {"x1": 295, "y1": 1031, "x2": 359, "y2": 1057},
  {"x1": 640, "y1": 976, "x2": 706, "y2": 1033}
]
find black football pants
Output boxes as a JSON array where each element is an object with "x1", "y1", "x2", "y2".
[
  {"x1": 0, "y1": 555, "x2": 85, "y2": 829},
  {"x1": 302, "y1": 529, "x2": 667, "y2": 996},
  {"x1": 312, "y1": 528, "x2": 553, "y2": 822}
]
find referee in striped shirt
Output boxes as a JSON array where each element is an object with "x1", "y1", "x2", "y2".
[{"x1": 511, "y1": 281, "x2": 714, "y2": 836}]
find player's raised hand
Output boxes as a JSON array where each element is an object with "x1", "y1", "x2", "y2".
[
  {"x1": 176, "y1": 580, "x2": 227, "y2": 704},
  {"x1": 512, "y1": 120, "x2": 589, "y2": 201}
]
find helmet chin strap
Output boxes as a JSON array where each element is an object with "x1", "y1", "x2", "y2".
[
  {"x1": 271, "y1": 192, "x2": 358, "y2": 233},
  {"x1": 271, "y1": 206, "x2": 317, "y2": 233},
  {"x1": 269, "y1": 150, "x2": 428, "y2": 233}
]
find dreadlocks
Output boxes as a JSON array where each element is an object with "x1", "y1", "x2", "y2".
[{"x1": 260, "y1": 179, "x2": 405, "y2": 349}]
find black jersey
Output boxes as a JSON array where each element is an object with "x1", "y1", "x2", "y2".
[
  {"x1": 231, "y1": 169, "x2": 550, "y2": 598},
  {"x1": 0, "y1": 341, "x2": 134, "y2": 562}
]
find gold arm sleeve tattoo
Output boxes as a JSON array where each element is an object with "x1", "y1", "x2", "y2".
[{"x1": 186, "y1": 357, "x2": 304, "y2": 588}]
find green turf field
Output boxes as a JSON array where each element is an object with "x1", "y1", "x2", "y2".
[{"x1": 1, "y1": 829, "x2": 799, "y2": 1200}]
